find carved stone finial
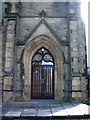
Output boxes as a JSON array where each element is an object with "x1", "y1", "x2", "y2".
[{"x1": 40, "y1": 10, "x2": 46, "y2": 18}]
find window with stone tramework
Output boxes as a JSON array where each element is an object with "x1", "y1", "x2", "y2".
[
  {"x1": 31, "y1": 47, "x2": 54, "y2": 99},
  {"x1": 32, "y1": 47, "x2": 54, "y2": 65}
]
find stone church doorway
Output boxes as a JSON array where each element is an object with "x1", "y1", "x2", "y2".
[
  {"x1": 23, "y1": 35, "x2": 65, "y2": 100},
  {"x1": 31, "y1": 47, "x2": 54, "y2": 99}
]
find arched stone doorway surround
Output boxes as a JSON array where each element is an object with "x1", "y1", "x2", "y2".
[{"x1": 23, "y1": 35, "x2": 65, "y2": 100}]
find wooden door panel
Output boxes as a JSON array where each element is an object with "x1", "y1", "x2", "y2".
[{"x1": 31, "y1": 65, "x2": 54, "y2": 99}]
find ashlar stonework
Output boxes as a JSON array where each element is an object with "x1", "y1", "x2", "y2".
[{"x1": 2, "y1": 1, "x2": 87, "y2": 103}]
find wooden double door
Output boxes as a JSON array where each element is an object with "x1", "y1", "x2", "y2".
[{"x1": 31, "y1": 65, "x2": 54, "y2": 99}]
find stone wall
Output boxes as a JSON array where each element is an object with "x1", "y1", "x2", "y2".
[
  {"x1": 18, "y1": 18, "x2": 68, "y2": 42},
  {"x1": 69, "y1": 2, "x2": 87, "y2": 101},
  {"x1": 2, "y1": 2, "x2": 87, "y2": 102},
  {"x1": 19, "y1": 2, "x2": 68, "y2": 17}
]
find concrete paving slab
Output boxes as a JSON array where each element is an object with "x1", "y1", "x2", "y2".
[
  {"x1": 21, "y1": 108, "x2": 37, "y2": 116},
  {"x1": 5, "y1": 109, "x2": 23, "y2": 117},
  {"x1": 38, "y1": 103, "x2": 50, "y2": 108},
  {"x1": 38, "y1": 107, "x2": 50, "y2": 110},
  {"x1": 63, "y1": 105, "x2": 84, "y2": 115},
  {"x1": 51, "y1": 106, "x2": 64, "y2": 112},
  {"x1": 49, "y1": 103, "x2": 60, "y2": 107},
  {"x1": 37, "y1": 109, "x2": 50, "y2": 112},
  {"x1": 2, "y1": 109, "x2": 9, "y2": 116},
  {"x1": 37, "y1": 106, "x2": 51, "y2": 117},
  {"x1": 61, "y1": 103, "x2": 75, "y2": 115},
  {"x1": 37, "y1": 110, "x2": 51, "y2": 117},
  {"x1": 1, "y1": 100, "x2": 90, "y2": 118},
  {"x1": 51, "y1": 109, "x2": 68, "y2": 116},
  {"x1": 14, "y1": 102, "x2": 39, "y2": 108},
  {"x1": 72, "y1": 103, "x2": 89, "y2": 115}
]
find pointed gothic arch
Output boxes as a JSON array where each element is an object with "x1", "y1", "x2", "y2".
[{"x1": 23, "y1": 35, "x2": 65, "y2": 100}]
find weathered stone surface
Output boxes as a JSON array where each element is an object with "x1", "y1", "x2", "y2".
[
  {"x1": 5, "y1": 109, "x2": 23, "y2": 117},
  {"x1": 19, "y1": 2, "x2": 68, "y2": 17},
  {"x1": 21, "y1": 108, "x2": 37, "y2": 116},
  {"x1": 18, "y1": 18, "x2": 68, "y2": 42},
  {"x1": 1, "y1": 101, "x2": 89, "y2": 118},
  {"x1": 1, "y1": 1, "x2": 87, "y2": 102}
]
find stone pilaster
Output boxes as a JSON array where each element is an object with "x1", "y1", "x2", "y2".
[
  {"x1": 69, "y1": 2, "x2": 87, "y2": 101},
  {"x1": 3, "y1": 2, "x2": 19, "y2": 102}
]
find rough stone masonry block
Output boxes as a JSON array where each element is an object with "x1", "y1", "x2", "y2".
[
  {"x1": 70, "y1": 9, "x2": 75, "y2": 14},
  {"x1": 4, "y1": 77, "x2": 12, "y2": 88},
  {"x1": 6, "y1": 43, "x2": 14, "y2": 48},
  {"x1": 18, "y1": 17, "x2": 68, "y2": 42},
  {"x1": 70, "y1": 21, "x2": 78, "y2": 30},
  {"x1": 72, "y1": 92, "x2": 82, "y2": 98},
  {"x1": 18, "y1": 18, "x2": 40, "y2": 41},
  {"x1": 19, "y1": 2, "x2": 67, "y2": 17},
  {"x1": 0, "y1": 36, "x2": 2, "y2": 45},
  {"x1": 3, "y1": 91, "x2": 13, "y2": 103},
  {"x1": 14, "y1": 80, "x2": 21, "y2": 90},
  {"x1": 16, "y1": 63, "x2": 21, "y2": 78},
  {"x1": 62, "y1": 46, "x2": 68, "y2": 62},
  {"x1": 0, "y1": 70, "x2": 2, "y2": 77},
  {"x1": 72, "y1": 77, "x2": 81, "y2": 90},
  {"x1": 16, "y1": 46, "x2": 24, "y2": 61},
  {"x1": 46, "y1": 18, "x2": 68, "y2": 40},
  {"x1": 6, "y1": 34, "x2": 15, "y2": 41}
]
